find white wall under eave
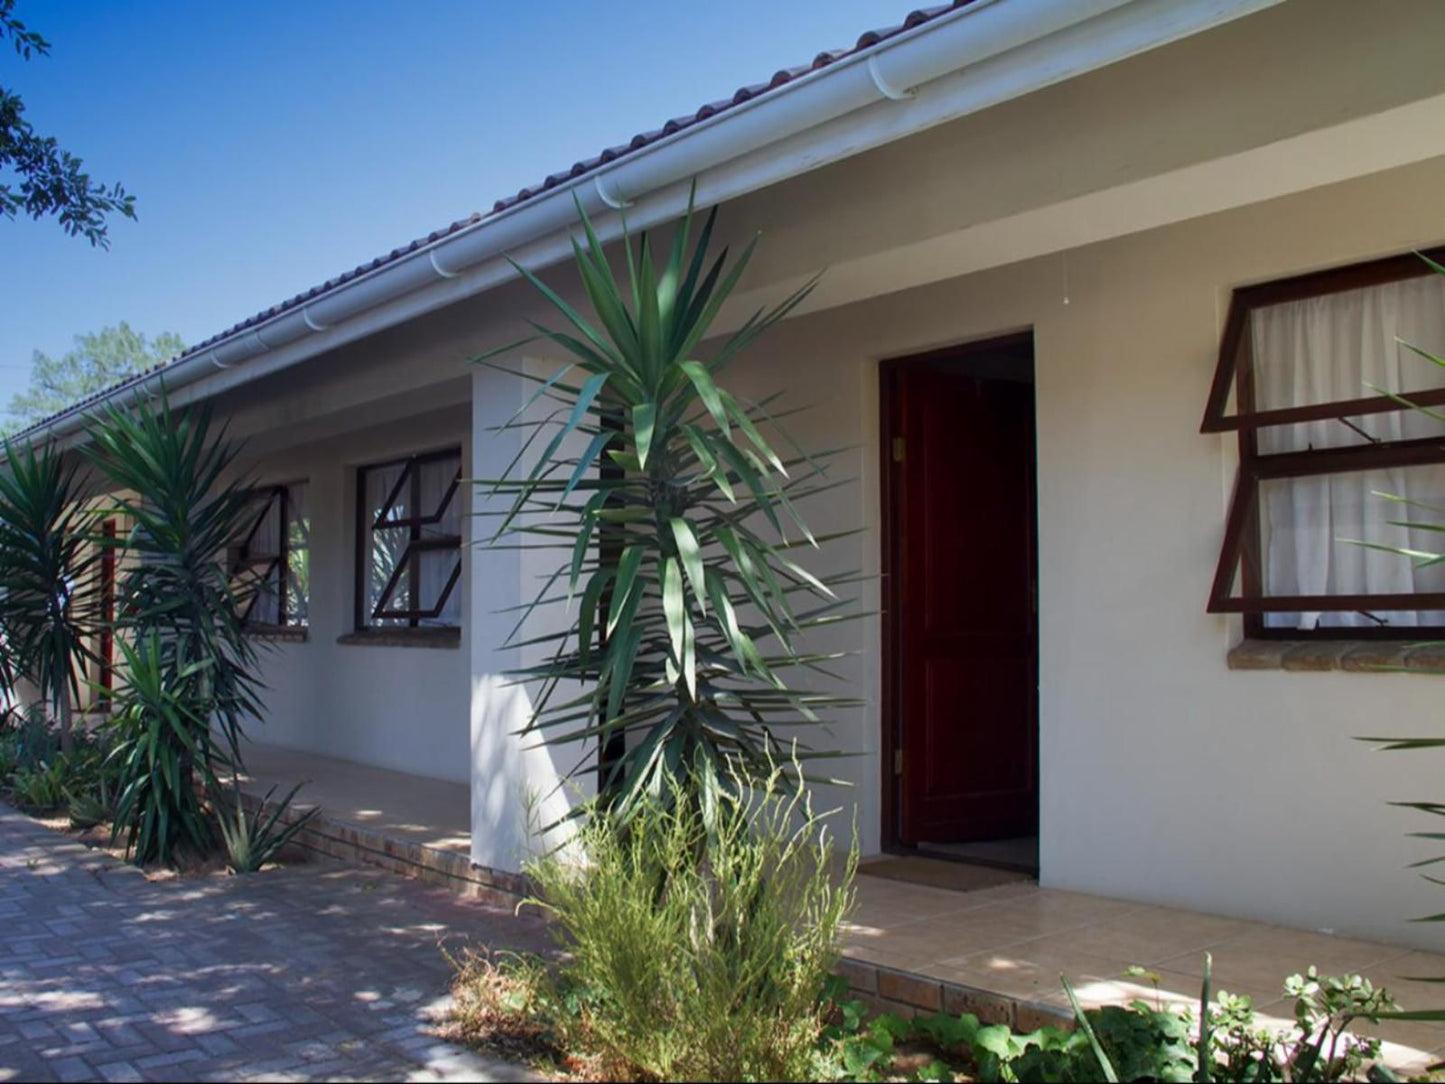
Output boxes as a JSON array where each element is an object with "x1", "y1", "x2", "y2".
[
  {"x1": 238, "y1": 406, "x2": 473, "y2": 784},
  {"x1": 718, "y1": 156, "x2": 1445, "y2": 950},
  {"x1": 469, "y1": 362, "x2": 595, "y2": 874}
]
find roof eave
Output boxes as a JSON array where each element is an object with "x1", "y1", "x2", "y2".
[{"x1": 21, "y1": 0, "x2": 1283, "y2": 446}]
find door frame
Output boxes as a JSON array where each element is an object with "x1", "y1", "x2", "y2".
[{"x1": 877, "y1": 330, "x2": 1037, "y2": 854}]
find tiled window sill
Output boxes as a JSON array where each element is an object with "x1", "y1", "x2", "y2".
[
  {"x1": 336, "y1": 628, "x2": 460, "y2": 649},
  {"x1": 1228, "y1": 638, "x2": 1445, "y2": 673}
]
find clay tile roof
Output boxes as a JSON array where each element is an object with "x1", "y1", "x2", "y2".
[{"x1": 20, "y1": 1, "x2": 973, "y2": 438}]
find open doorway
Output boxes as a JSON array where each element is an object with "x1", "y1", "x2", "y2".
[{"x1": 880, "y1": 332, "x2": 1039, "y2": 874}]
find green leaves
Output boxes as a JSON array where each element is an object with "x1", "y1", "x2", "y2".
[
  {"x1": 0, "y1": 436, "x2": 101, "y2": 752},
  {"x1": 104, "y1": 631, "x2": 216, "y2": 864},
  {"x1": 77, "y1": 386, "x2": 267, "y2": 866},
  {"x1": 475, "y1": 189, "x2": 855, "y2": 822},
  {"x1": 215, "y1": 776, "x2": 320, "y2": 873}
]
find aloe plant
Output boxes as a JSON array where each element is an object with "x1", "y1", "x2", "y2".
[
  {"x1": 478, "y1": 192, "x2": 859, "y2": 823},
  {"x1": 215, "y1": 776, "x2": 318, "y2": 873}
]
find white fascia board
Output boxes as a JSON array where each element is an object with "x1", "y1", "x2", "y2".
[
  {"x1": 726, "y1": 90, "x2": 1445, "y2": 325},
  {"x1": 32, "y1": 0, "x2": 1281, "y2": 446}
]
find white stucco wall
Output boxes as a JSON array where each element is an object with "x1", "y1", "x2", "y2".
[
  {"x1": 238, "y1": 407, "x2": 473, "y2": 784},
  {"x1": 162, "y1": 0, "x2": 1445, "y2": 946},
  {"x1": 468, "y1": 359, "x2": 601, "y2": 873},
  {"x1": 719, "y1": 155, "x2": 1445, "y2": 949}
]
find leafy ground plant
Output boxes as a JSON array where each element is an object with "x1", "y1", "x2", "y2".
[
  {"x1": 8, "y1": 756, "x2": 66, "y2": 812},
  {"x1": 812, "y1": 961, "x2": 1403, "y2": 1083}
]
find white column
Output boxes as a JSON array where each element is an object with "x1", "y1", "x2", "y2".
[{"x1": 468, "y1": 361, "x2": 588, "y2": 873}]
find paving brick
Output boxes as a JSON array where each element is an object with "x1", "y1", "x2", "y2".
[
  {"x1": 48, "y1": 1054, "x2": 95, "y2": 1082},
  {"x1": 0, "y1": 803, "x2": 545, "y2": 1082},
  {"x1": 96, "y1": 1060, "x2": 145, "y2": 1082}
]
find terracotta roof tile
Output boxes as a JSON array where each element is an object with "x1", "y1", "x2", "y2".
[{"x1": 21, "y1": 2, "x2": 973, "y2": 437}]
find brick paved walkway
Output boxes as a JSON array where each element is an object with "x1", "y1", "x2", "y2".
[{"x1": 0, "y1": 805, "x2": 552, "y2": 1082}]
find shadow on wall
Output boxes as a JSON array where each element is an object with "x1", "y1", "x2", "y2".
[{"x1": 469, "y1": 673, "x2": 585, "y2": 874}]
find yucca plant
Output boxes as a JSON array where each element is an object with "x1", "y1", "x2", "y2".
[
  {"x1": 103, "y1": 631, "x2": 215, "y2": 863},
  {"x1": 86, "y1": 388, "x2": 263, "y2": 776},
  {"x1": 214, "y1": 776, "x2": 318, "y2": 873},
  {"x1": 478, "y1": 192, "x2": 859, "y2": 824},
  {"x1": 0, "y1": 437, "x2": 101, "y2": 754}
]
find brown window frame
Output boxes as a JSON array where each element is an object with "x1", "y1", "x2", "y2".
[
  {"x1": 230, "y1": 482, "x2": 308, "y2": 631},
  {"x1": 355, "y1": 448, "x2": 462, "y2": 631},
  {"x1": 1203, "y1": 246, "x2": 1445, "y2": 639}
]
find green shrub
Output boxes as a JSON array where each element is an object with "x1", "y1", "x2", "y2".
[
  {"x1": 9, "y1": 704, "x2": 57, "y2": 773},
  {"x1": 521, "y1": 768, "x2": 856, "y2": 1082},
  {"x1": 10, "y1": 757, "x2": 67, "y2": 812},
  {"x1": 214, "y1": 777, "x2": 319, "y2": 873},
  {"x1": 66, "y1": 787, "x2": 111, "y2": 830},
  {"x1": 0, "y1": 731, "x2": 21, "y2": 782}
]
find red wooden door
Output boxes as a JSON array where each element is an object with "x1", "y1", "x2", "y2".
[
  {"x1": 99, "y1": 519, "x2": 116, "y2": 703},
  {"x1": 890, "y1": 353, "x2": 1038, "y2": 845}
]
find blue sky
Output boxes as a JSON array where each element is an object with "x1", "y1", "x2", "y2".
[{"x1": 0, "y1": 0, "x2": 910, "y2": 404}]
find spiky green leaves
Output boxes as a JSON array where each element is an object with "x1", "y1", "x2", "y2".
[
  {"x1": 475, "y1": 188, "x2": 855, "y2": 823},
  {"x1": 0, "y1": 437, "x2": 101, "y2": 751},
  {"x1": 83, "y1": 388, "x2": 266, "y2": 862}
]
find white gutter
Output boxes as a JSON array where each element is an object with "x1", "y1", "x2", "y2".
[{"x1": 29, "y1": 0, "x2": 1281, "y2": 443}]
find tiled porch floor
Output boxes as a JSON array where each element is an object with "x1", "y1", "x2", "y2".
[
  {"x1": 237, "y1": 742, "x2": 470, "y2": 855},
  {"x1": 848, "y1": 868, "x2": 1445, "y2": 1073},
  {"x1": 229, "y1": 746, "x2": 1445, "y2": 1072}
]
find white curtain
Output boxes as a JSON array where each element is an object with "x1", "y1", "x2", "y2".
[
  {"x1": 238, "y1": 492, "x2": 281, "y2": 625},
  {"x1": 1253, "y1": 273, "x2": 1445, "y2": 629},
  {"x1": 285, "y1": 482, "x2": 309, "y2": 627},
  {"x1": 418, "y1": 455, "x2": 461, "y2": 626},
  {"x1": 364, "y1": 462, "x2": 408, "y2": 625}
]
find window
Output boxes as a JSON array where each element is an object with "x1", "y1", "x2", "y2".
[
  {"x1": 1203, "y1": 247, "x2": 1445, "y2": 637},
  {"x1": 229, "y1": 482, "x2": 309, "y2": 629},
  {"x1": 356, "y1": 448, "x2": 461, "y2": 630}
]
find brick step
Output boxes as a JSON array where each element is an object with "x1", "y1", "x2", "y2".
[
  {"x1": 835, "y1": 955, "x2": 1074, "y2": 1033},
  {"x1": 234, "y1": 788, "x2": 527, "y2": 908}
]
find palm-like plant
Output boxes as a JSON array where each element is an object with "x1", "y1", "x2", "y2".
[
  {"x1": 85, "y1": 390, "x2": 263, "y2": 845},
  {"x1": 0, "y1": 439, "x2": 100, "y2": 754},
  {"x1": 105, "y1": 631, "x2": 216, "y2": 862},
  {"x1": 479, "y1": 194, "x2": 858, "y2": 824}
]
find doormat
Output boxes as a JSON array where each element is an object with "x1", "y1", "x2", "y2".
[{"x1": 858, "y1": 856, "x2": 1033, "y2": 893}]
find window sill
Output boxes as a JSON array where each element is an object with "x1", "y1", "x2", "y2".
[
  {"x1": 336, "y1": 628, "x2": 460, "y2": 649},
  {"x1": 245, "y1": 626, "x2": 309, "y2": 643},
  {"x1": 1227, "y1": 638, "x2": 1445, "y2": 673}
]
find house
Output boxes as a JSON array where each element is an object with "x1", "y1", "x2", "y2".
[{"x1": 24, "y1": 0, "x2": 1445, "y2": 951}]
